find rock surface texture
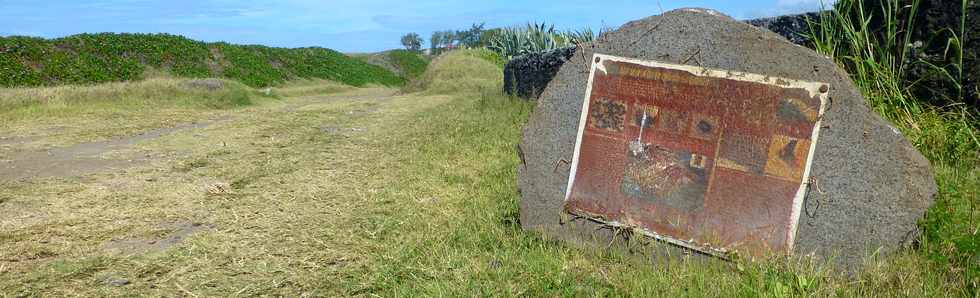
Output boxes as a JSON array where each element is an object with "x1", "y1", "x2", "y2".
[
  {"x1": 517, "y1": 9, "x2": 937, "y2": 270},
  {"x1": 503, "y1": 47, "x2": 576, "y2": 99},
  {"x1": 746, "y1": 12, "x2": 822, "y2": 46}
]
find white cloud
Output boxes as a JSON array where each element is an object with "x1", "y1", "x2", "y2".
[
  {"x1": 777, "y1": 0, "x2": 837, "y2": 9},
  {"x1": 742, "y1": 0, "x2": 837, "y2": 19}
]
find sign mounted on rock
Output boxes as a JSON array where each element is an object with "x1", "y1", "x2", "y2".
[
  {"x1": 564, "y1": 54, "x2": 829, "y2": 256},
  {"x1": 519, "y1": 9, "x2": 936, "y2": 271}
]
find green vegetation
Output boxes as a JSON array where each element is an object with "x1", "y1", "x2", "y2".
[
  {"x1": 399, "y1": 33, "x2": 423, "y2": 52},
  {"x1": 487, "y1": 23, "x2": 595, "y2": 59},
  {"x1": 268, "y1": 78, "x2": 356, "y2": 98},
  {"x1": 385, "y1": 50, "x2": 430, "y2": 79},
  {"x1": 353, "y1": 50, "x2": 429, "y2": 80},
  {"x1": 347, "y1": 50, "x2": 964, "y2": 297},
  {"x1": 810, "y1": 0, "x2": 979, "y2": 291},
  {"x1": 406, "y1": 49, "x2": 502, "y2": 94},
  {"x1": 429, "y1": 23, "x2": 487, "y2": 55},
  {"x1": 0, "y1": 2, "x2": 976, "y2": 294},
  {"x1": 0, "y1": 78, "x2": 258, "y2": 115},
  {"x1": 0, "y1": 77, "x2": 274, "y2": 146},
  {"x1": 0, "y1": 33, "x2": 404, "y2": 88},
  {"x1": 0, "y1": 50, "x2": 958, "y2": 296},
  {"x1": 0, "y1": 48, "x2": 971, "y2": 296}
]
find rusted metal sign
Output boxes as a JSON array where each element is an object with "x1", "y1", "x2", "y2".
[{"x1": 565, "y1": 54, "x2": 829, "y2": 257}]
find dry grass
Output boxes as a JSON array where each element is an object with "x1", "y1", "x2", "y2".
[
  {"x1": 0, "y1": 48, "x2": 972, "y2": 296},
  {"x1": 405, "y1": 50, "x2": 503, "y2": 95},
  {"x1": 269, "y1": 79, "x2": 357, "y2": 98},
  {"x1": 0, "y1": 78, "x2": 270, "y2": 149}
]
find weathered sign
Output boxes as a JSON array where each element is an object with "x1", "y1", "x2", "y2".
[{"x1": 563, "y1": 54, "x2": 829, "y2": 256}]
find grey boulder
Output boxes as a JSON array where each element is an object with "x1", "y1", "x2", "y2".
[{"x1": 516, "y1": 8, "x2": 937, "y2": 270}]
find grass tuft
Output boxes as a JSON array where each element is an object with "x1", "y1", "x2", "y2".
[{"x1": 810, "y1": 0, "x2": 979, "y2": 291}]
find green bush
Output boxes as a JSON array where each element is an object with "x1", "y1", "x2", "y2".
[
  {"x1": 386, "y1": 50, "x2": 429, "y2": 79},
  {"x1": 0, "y1": 33, "x2": 404, "y2": 88},
  {"x1": 487, "y1": 23, "x2": 594, "y2": 59}
]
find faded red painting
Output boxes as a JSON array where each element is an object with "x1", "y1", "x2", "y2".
[{"x1": 564, "y1": 54, "x2": 828, "y2": 256}]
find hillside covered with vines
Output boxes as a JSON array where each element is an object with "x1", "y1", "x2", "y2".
[{"x1": 0, "y1": 33, "x2": 405, "y2": 88}]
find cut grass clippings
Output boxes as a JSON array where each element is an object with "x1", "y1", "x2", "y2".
[{"x1": 0, "y1": 47, "x2": 974, "y2": 297}]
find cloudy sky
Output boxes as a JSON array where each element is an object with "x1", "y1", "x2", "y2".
[{"x1": 0, "y1": 0, "x2": 832, "y2": 53}]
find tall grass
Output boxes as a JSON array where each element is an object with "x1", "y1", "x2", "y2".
[
  {"x1": 349, "y1": 50, "x2": 967, "y2": 296},
  {"x1": 809, "y1": 0, "x2": 979, "y2": 291}
]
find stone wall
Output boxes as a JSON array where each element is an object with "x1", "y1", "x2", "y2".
[
  {"x1": 745, "y1": 12, "x2": 822, "y2": 47},
  {"x1": 903, "y1": 0, "x2": 979, "y2": 106},
  {"x1": 503, "y1": 14, "x2": 826, "y2": 100},
  {"x1": 504, "y1": 2, "x2": 978, "y2": 107},
  {"x1": 502, "y1": 47, "x2": 576, "y2": 99}
]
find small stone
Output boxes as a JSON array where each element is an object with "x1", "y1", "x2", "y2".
[{"x1": 104, "y1": 277, "x2": 130, "y2": 287}]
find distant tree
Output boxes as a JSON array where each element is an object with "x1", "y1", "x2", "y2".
[
  {"x1": 430, "y1": 31, "x2": 443, "y2": 53},
  {"x1": 479, "y1": 28, "x2": 502, "y2": 47},
  {"x1": 457, "y1": 22, "x2": 486, "y2": 48},
  {"x1": 443, "y1": 31, "x2": 456, "y2": 49},
  {"x1": 400, "y1": 33, "x2": 423, "y2": 52}
]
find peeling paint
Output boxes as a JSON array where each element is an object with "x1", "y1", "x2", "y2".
[{"x1": 564, "y1": 54, "x2": 829, "y2": 257}]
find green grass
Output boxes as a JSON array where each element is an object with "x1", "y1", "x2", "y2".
[
  {"x1": 0, "y1": 78, "x2": 280, "y2": 151},
  {"x1": 0, "y1": 47, "x2": 972, "y2": 296},
  {"x1": 0, "y1": 33, "x2": 404, "y2": 88},
  {"x1": 341, "y1": 48, "x2": 967, "y2": 296},
  {"x1": 810, "y1": 0, "x2": 979, "y2": 291},
  {"x1": 385, "y1": 50, "x2": 430, "y2": 79},
  {"x1": 352, "y1": 49, "x2": 430, "y2": 80},
  {"x1": 406, "y1": 49, "x2": 503, "y2": 94},
  {"x1": 0, "y1": 8, "x2": 977, "y2": 294}
]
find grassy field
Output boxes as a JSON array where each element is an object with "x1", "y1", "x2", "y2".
[{"x1": 0, "y1": 49, "x2": 974, "y2": 296}]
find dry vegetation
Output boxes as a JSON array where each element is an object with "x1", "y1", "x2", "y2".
[{"x1": 0, "y1": 50, "x2": 973, "y2": 296}]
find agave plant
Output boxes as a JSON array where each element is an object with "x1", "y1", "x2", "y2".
[{"x1": 487, "y1": 23, "x2": 595, "y2": 59}]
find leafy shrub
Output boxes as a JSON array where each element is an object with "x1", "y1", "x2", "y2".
[
  {"x1": 0, "y1": 33, "x2": 404, "y2": 88},
  {"x1": 386, "y1": 50, "x2": 429, "y2": 79},
  {"x1": 487, "y1": 23, "x2": 594, "y2": 59}
]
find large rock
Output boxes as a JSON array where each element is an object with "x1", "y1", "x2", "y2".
[
  {"x1": 502, "y1": 14, "x2": 826, "y2": 100},
  {"x1": 517, "y1": 8, "x2": 937, "y2": 270}
]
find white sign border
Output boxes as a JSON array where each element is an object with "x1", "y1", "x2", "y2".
[{"x1": 563, "y1": 53, "x2": 829, "y2": 256}]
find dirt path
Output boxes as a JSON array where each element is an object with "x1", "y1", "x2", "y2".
[
  {"x1": 0, "y1": 88, "x2": 397, "y2": 182},
  {"x1": 0, "y1": 86, "x2": 457, "y2": 295}
]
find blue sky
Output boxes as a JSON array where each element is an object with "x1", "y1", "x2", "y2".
[{"x1": 0, "y1": 0, "x2": 831, "y2": 53}]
